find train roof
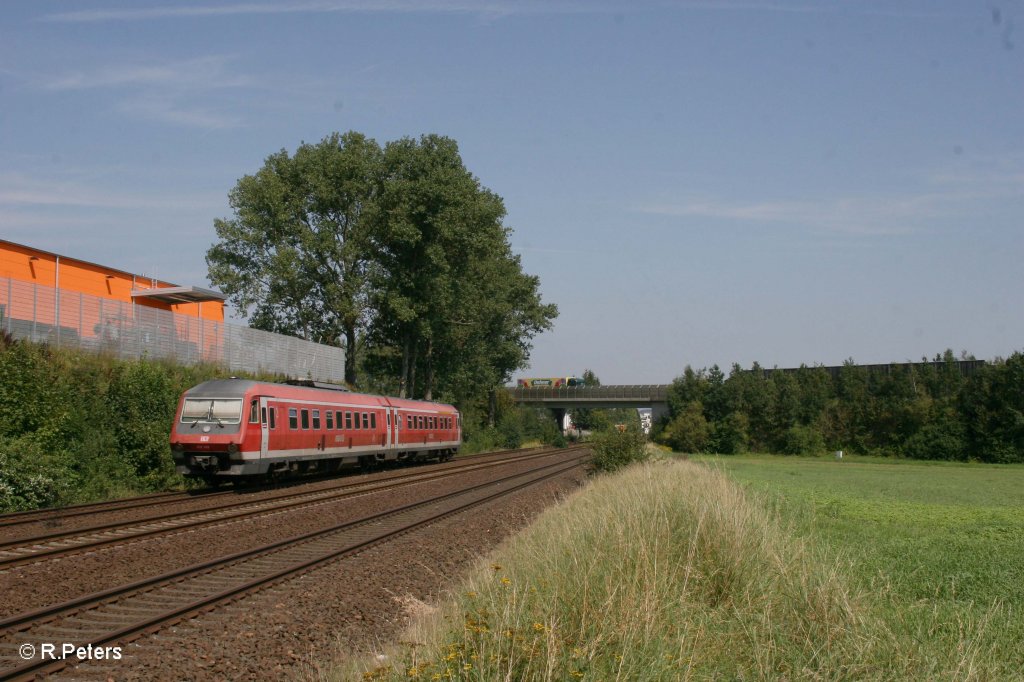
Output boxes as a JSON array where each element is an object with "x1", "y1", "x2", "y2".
[{"x1": 182, "y1": 378, "x2": 457, "y2": 410}]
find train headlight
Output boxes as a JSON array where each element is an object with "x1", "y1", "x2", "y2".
[
  {"x1": 171, "y1": 442, "x2": 184, "y2": 453},
  {"x1": 227, "y1": 443, "x2": 239, "y2": 455}
]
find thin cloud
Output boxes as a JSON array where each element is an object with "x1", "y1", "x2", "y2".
[
  {"x1": 0, "y1": 173, "x2": 223, "y2": 211},
  {"x1": 635, "y1": 193, "x2": 960, "y2": 236},
  {"x1": 41, "y1": 0, "x2": 589, "y2": 23},
  {"x1": 44, "y1": 56, "x2": 252, "y2": 91},
  {"x1": 40, "y1": 0, "x2": 842, "y2": 24},
  {"x1": 39, "y1": 56, "x2": 250, "y2": 130}
]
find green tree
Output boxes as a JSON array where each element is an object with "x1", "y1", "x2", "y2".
[
  {"x1": 364, "y1": 134, "x2": 556, "y2": 408},
  {"x1": 207, "y1": 131, "x2": 383, "y2": 384},
  {"x1": 572, "y1": 368, "x2": 604, "y2": 431},
  {"x1": 663, "y1": 401, "x2": 710, "y2": 453}
]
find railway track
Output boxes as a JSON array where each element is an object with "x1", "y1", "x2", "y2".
[
  {"x1": 0, "y1": 449, "x2": 587, "y2": 680},
  {"x1": 0, "y1": 446, "x2": 582, "y2": 570},
  {"x1": 0, "y1": 447, "x2": 539, "y2": 533}
]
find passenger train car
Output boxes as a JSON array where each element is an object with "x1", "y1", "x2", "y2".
[{"x1": 170, "y1": 378, "x2": 461, "y2": 482}]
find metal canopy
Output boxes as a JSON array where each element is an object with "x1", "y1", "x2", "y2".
[{"x1": 130, "y1": 286, "x2": 227, "y2": 304}]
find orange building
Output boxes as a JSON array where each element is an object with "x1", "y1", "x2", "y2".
[
  {"x1": 0, "y1": 239, "x2": 225, "y2": 350},
  {"x1": 0, "y1": 239, "x2": 224, "y2": 319}
]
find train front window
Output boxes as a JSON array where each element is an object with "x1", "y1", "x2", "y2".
[{"x1": 180, "y1": 399, "x2": 243, "y2": 425}]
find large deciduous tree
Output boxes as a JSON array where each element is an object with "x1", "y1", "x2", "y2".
[
  {"x1": 208, "y1": 131, "x2": 557, "y2": 411},
  {"x1": 207, "y1": 132, "x2": 382, "y2": 384},
  {"x1": 364, "y1": 134, "x2": 556, "y2": 405}
]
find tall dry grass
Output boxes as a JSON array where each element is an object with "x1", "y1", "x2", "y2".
[{"x1": 317, "y1": 460, "x2": 997, "y2": 681}]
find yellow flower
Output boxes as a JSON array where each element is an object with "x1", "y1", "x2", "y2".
[
  {"x1": 500, "y1": 576, "x2": 511, "y2": 586},
  {"x1": 570, "y1": 671, "x2": 584, "y2": 679},
  {"x1": 532, "y1": 622, "x2": 545, "y2": 632},
  {"x1": 407, "y1": 666, "x2": 419, "y2": 677}
]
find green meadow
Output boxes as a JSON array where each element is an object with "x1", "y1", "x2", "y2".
[{"x1": 699, "y1": 454, "x2": 1024, "y2": 677}]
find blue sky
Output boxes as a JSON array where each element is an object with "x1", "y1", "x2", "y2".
[{"x1": 1, "y1": 1, "x2": 1021, "y2": 383}]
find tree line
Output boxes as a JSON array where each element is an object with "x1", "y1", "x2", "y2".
[
  {"x1": 658, "y1": 350, "x2": 1024, "y2": 462},
  {"x1": 207, "y1": 132, "x2": 557, "y2": 420}
]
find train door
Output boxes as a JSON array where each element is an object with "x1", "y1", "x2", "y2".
[
  {"x1": 391, "y1": 408, "x2": 400, "y2": 449},
  {"x1": 259, "y1": 397, "x2": 270, "y2": 459}
]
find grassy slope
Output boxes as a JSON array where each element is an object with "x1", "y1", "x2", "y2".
[
  {"x1": 698, "y1": 454, "x2": 1024, "y2": 679},
  {"x1": 320, "y1": 455, "x2": 1024, "y2": 681}
]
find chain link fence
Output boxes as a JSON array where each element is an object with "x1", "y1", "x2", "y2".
[{"x1": 0, "y1": 277, "x2": 345, "y2": 382}]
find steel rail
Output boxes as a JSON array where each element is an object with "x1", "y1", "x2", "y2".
[
  {"x1": 0, "y1": 446, "x2": 583, "y2": 570},
  {"x1": 0, "y1": 445, "x2": 540, "y2": 532},
  {"x1": 0, "y1": 452, "x2": 587, "y2": 680}
]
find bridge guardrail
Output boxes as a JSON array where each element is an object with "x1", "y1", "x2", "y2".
[{"x1": 509, "y1": 385, "x2": 670, "y2": 402}]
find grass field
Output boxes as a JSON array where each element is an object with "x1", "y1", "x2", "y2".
[
  {"x1": 321, "y1": 454, "x2": 1024, "y2": 681},
  {"x1": 697, "y1": 453, "x2": 1024, "y2": 679}
]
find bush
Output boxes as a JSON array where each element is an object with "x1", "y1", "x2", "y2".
[
  {"x1": 903, "y1": 420, "x2": 966, "y2": 460},
  {"x1": 591, "y1": 422, "x2": 648, "y2": 472},
  {"x1": 710, "y1": 411, "x2": 749, "y2": 454},
  {"x1": 782, "y1": 423, "x2": 826, "y2": 456},
  {"x1": 0, "y1": 436, "x2": 75, "y2": 512},
  {"x1": 662, "y1": 401, "x2": 709, "y2": 453}
]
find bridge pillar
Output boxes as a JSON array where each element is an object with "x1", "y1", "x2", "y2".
[
  {"x1": 651, "y1": 402, "x2": 670, "y2": 426},
  {"x1": 551, "y1": 408, "x2": 567, "y2": 434}
]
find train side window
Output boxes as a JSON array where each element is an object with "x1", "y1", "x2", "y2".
[
  {"x1": 312, "y1": 409, "x2": 321, "y2": 430},
  {"x1": 370, "y1": 413, "x2": 377, "y2": 429},
  {"x1": 301, "y1": 409, "x2": 310, "y2": 429},
  {"x1": 387, "y1": 411, "x2": 391, "y2": 426},
  {"x1": 362, "y1": 413, "x2": 369, "y2": 429},
  {"x1": 249, "y1": 399, "x2": 259, "y2": 423},
  {"x1": 356, "y1": 412, "x2": 363, "y2": 430},
  {"x1": 336, "y1": 411, "x2": 343, "y2": 428},
  {"x1": 261, "y1": 407, "x2": 267, "y2": 425},
  {"x1": 326, "y1": 411, "x2": 334, "y2": 429},
  {"x1": 269, "y1": 408, "x2": 277, "y2": 429},
  {"x1": 289, "y1": 408, "x2": 298, "y2": 429},
  {"x1": 345, "y1": 411, "x2": 353, "y2": 429}
]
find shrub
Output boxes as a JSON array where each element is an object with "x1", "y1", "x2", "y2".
[
  {"x1": 0, "y1": 436, "x2": 75, "y2": 512},
  {"x1": 591, "y1": 422, "x2": 648, "y2": 472},
  {"x1": 663, "y1": 401, "x2": 709, "y2": 453},
  {"x1": 903, "y1": 420, "x2": 966, "y2": 460},
  {"x1": 710, "y1": 411, "x2": 749, "y2": 454},
  {"x1": 782, "y1": 423, "x2": 826, "y2": 456}
]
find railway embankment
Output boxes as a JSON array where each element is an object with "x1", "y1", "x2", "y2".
[
  {"x1": 327, "y1": 457, "x2": 1018, "y2": 681},
  {"x1": 0, "y1": 338, "x2": 280, "y2": 513}
]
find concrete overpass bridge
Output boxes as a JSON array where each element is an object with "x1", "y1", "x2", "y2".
[{"x1": 507, "y1": 385, "x2": 671, "y2": 431}]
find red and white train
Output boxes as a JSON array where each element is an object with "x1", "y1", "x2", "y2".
[{"x1": 170, "y1": 378, "x2": 461, "y2": 482}]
